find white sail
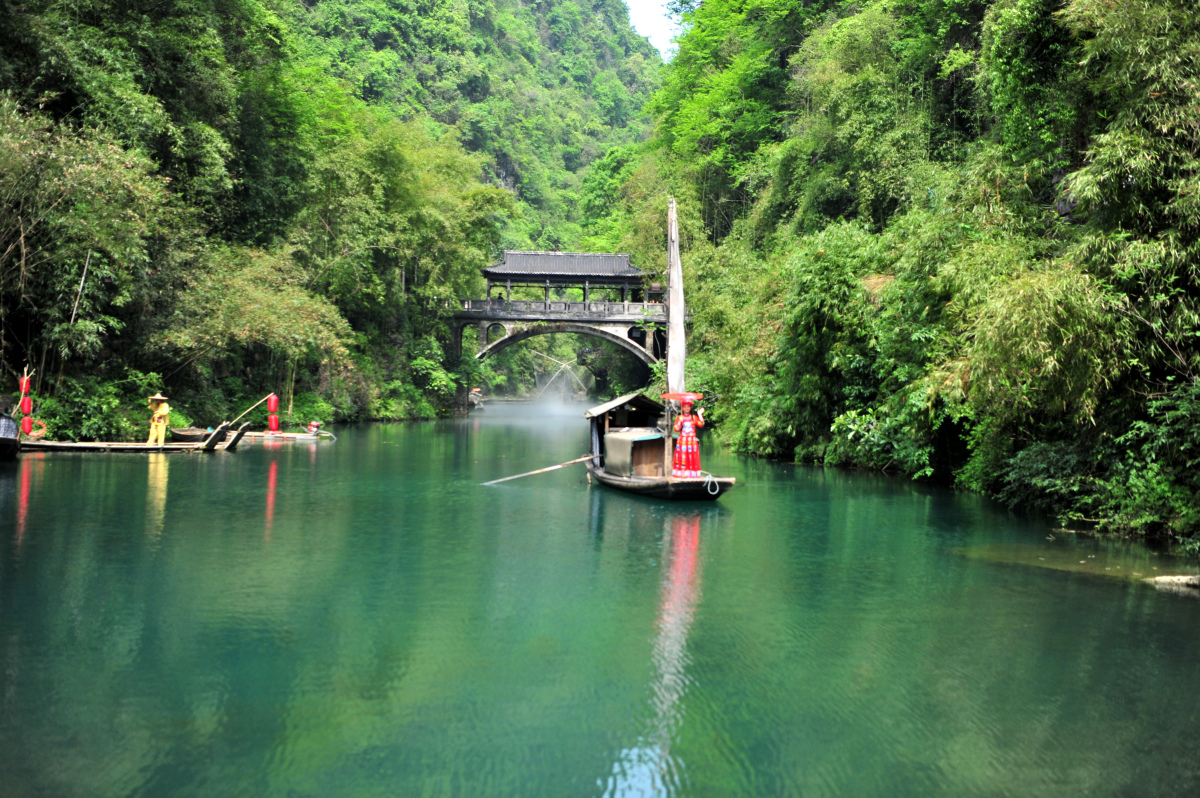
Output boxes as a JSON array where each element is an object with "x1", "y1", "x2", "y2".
[{"x1": 665, "y1": 199, "x2": 686, "y2": 394}]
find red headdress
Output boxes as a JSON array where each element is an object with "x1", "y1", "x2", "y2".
[{"x1": 661, "y1": 391, "x2": 703, "y2": 407}]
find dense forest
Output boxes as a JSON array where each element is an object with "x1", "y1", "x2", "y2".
[
  {"x1": 2, "y1": 0, "x2": 1199, "y2": 548},
  {"x1": 589, "y1": 0, "x2": 1200, "y2": 547},
  {"x1": 0, "y1": 0, "x2": 658, "y2": 433}
]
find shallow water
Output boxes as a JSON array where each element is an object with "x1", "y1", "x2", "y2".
[{"x1": 2, "y1": 403, "x2": 1199, "y2": 796}]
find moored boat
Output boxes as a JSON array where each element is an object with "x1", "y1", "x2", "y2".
[
  {"x1": 20, "y1": 422, "x2": 237, "y2": 454},
  {"x1": 242, "y1": 430, "x2": 331, "y2": 442},
  {"x1": 584, "y1": 392, "x2": 734, "y2": 501},
  {"x1": 585, "y1": 461, "x2": 735, "y2": 500},
  {"x1": 171, "y1": 426, "x2": 228, "y2": 443}
]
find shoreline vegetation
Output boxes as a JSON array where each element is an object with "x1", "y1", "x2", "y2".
[
  {"x1": 594, "y1": 0, "x2": 1199, "y2": 552},
  {"x1": 2, "y1": 0, "x2": 1199, "y2": 551},
  {"x1": 0, "y1": 0, "x2": 659, "y2": 433}
]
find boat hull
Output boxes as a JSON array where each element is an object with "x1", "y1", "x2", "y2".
[
  {"x1": 19, "y1": 423, "x2": 235, "y2": 454},
  {"x1": 243, "y1": 431, "x2": 322, "y2": 442},
  {"x1": 19, "y1": 440, "x2": 208, "y2": 453},
  {"x1": 0, "y1": 436, "x2": 18, "y2": 460},
  {"x1": 586, "y1": 462, "x2": 734, "y2": 501},
  {"x1": 171, "y1": 427, "x2": 228, "y2": 443}
]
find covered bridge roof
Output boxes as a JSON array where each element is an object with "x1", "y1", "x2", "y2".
[{"x1": 483, "y1": 251, "x2": 644, "y2": 284}]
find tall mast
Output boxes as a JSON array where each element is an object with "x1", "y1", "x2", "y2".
[{"x1": 665, "y1": 199, "x2": 686, "y2": 394}]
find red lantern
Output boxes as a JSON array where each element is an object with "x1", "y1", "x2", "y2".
[
  {"x1": 20, "y1": 396, "x2": 33, "y2": 415},
  {"x1": 18, "y1": 377, "x2": 30, "y2": 394},
  {"x1": 268, "y1": 414, "x2": 280, "y2": 432},
  {"x1": 21, "y1": 416, "x2": 32, "y2": 435},
  {"x1": 266, "y1": 394, "x2": 279, "y2": 413}
]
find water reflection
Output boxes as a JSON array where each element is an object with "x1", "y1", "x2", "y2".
[
  {"x1": 3, "y1": 417, "x2": 1200, "y2": 796},
  {"x1": 265, "y1": 458, "x2": 278, "y2": 539},
  {"x1": 15, "y1": 453, "x2": 38, "y2": 547},
  {"x1": 606, "y1": 513, "x2": 704, "y2": 797},
  {"x1": 145, "y1": 453, "x2": 168, "y2": 540}
]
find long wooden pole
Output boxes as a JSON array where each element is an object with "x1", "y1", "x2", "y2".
[
  {"x1": 482, "y1": 455, "x2": 592, "y2": 486},
  {"x1": 69, "y1": 250, "x2": 92, "y2": 326},
  {"x1": 229, "y1": 393, "x2": 273, "y2": 426}
]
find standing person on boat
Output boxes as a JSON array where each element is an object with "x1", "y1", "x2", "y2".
[
  {"x1": 672, "y1": 396, "x2": 704, "y2": 478},
  {"x1": 146, "y1": 393, "x2": 170, "y2": 446}
]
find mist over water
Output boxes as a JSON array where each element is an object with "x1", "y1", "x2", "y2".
[{"x1": 2, "y1": 411, "x2": 1199, "y2": 796}]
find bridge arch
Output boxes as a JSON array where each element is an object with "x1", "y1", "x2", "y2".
[{"x1": 475, "y1": 322, "x2": 657, "y2": 365}]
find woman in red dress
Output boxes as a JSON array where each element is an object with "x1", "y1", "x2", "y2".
[{"x1": 672, "y1": 398, "x2": 704, "y2": 478}]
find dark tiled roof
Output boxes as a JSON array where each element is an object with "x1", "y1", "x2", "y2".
[
  {"x1": 484, "y1": 251, "x2": 643, "y2": 280},
  {"x1": 584, "y1": 391, "x2": 664, "y2": 419}
]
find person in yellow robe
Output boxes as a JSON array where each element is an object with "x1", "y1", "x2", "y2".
[{"x1": 147, "y1": 393, "x2": 170, "y2": 446}]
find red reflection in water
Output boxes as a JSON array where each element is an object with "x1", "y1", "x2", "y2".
[
  {"x1": 650, "y1": 513, "x2": 703, "y2": 749},
  {"x1": 15, "y1": 455, "x2": 34, "y2": 546},
  {"x1": 265, "y1": 459, "x2": 278, "y2": 540},
  {"x1": 662, "y1": 514, "x2": 702, "y2": 624}
]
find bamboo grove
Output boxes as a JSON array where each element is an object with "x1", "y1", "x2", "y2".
[{"x1": 587, "y1": 0, "x2": 1200, "y2": 545}]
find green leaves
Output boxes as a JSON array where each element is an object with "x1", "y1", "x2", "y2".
[
  {"x1": 0, "y1": 96, "x2": 174, "y2": 364},
  {"x1": 627, "y1": 0, "x2": 1200, "y2": 542},
  {"x1": 966, "y1": 264, "x2": 1131, "y2": 424}
]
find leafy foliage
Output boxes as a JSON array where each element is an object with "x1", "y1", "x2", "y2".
[
  {"x1": 0, "y1": 0, "x2": 659, "y2": 434},
  {"x1": 597, "y1": 0, "x2": 1200, "y2": 547}
]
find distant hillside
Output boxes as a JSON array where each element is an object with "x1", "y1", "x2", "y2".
[{"x1": 297, "y1": 0, "x2": 662, "y2": 249}]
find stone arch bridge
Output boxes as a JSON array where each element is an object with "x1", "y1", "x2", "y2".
[{"x1": 450, "y1": 251, "x2": 668, "y2": 369}]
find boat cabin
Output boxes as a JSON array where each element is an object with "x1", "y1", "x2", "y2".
[{"x1": 585, "y1": 392, "x2": 670, "y2": 478}]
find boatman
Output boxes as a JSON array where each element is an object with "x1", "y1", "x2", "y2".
[{"x1": 147, "y1": 392, "x2": 170, "y2": 446}]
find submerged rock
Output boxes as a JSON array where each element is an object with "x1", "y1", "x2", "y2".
[{"x1": 1146, "y1": 575, "x2": 1200, "y2": 598}]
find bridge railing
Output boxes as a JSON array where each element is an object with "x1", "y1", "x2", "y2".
[{"x1": 457, "y1": 299, "x2": 666, "y2": 318}]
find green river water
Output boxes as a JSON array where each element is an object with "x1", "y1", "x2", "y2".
[{"x1": 1, "y1": 402, "x2": 1199, "y2": 796}]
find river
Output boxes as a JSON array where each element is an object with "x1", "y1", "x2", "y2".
[{"x1": 1, "y1": 402, "x2": 1199, "y2": 796}]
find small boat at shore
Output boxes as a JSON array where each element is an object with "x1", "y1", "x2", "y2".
[
  {"x1": 242, "y1": 430, "x2": 335, "y2": 442},
  {"x1": 171, "y1": 426, "x2": 228, "y2": 443},
  {"x1": 584, "y1": 393, "x2": 735, "y2": 501},
  {"x1": 20, "y1": 422, "x2": 250, "y2": 454}
]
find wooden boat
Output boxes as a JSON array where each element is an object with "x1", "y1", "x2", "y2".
[
  {"x1": 579, "y1": 201, "x2": 735, "y2": 502},
  {"x1": 586, "y1": 461, "x2": 735, "y2": 500},
  {"x1": 243, "y1": 430, "x2": 320, "y2": 442},
  {"x1": 20, "y1": 440, "x2": 209, "y2": 453},
  {"x1": 0, "y1": 412, "x2": 18, "y2": 460},
  {"x1": 171, "y1": 426, "x2": 228, "y2": 443},
  {"x1": 21, "y1": 422, "x2": 238, "y2": 454},
  {"x1": 584, "y1": 392, "x2": 735, "y2": 502},
  {"x1": 242, "y1": 429, "x2": 336, "y2": 442}
]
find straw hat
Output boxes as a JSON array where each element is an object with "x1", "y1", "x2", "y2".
[{"x1": 148, "y1": 392, "x2": 168, "y2": 402}]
